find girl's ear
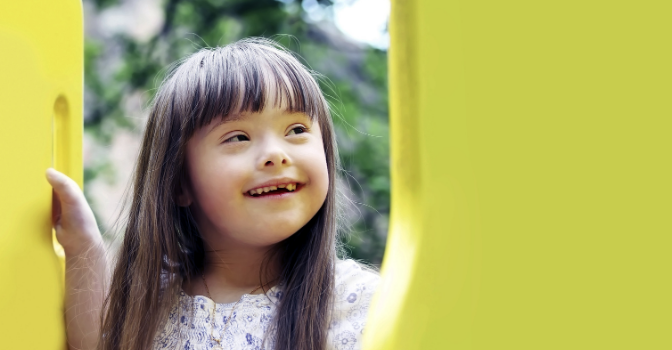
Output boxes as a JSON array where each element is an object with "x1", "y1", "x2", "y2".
[
  {"x1": 175, "y1": 177, "x2": 193, "y2": 207},
  {"x1": 176, "y1": 189, "x2": 192, "y2": 207}
]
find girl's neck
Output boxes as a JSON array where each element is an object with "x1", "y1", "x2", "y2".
[
  {"x1": 203, "y1": 246, "x2": 278, "y2": 289},
  {"x1": 184, "y1": 243, "x2": 280, "y2": 303}
]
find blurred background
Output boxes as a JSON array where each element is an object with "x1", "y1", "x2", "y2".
[{"x1": 82, "y1": 0, "x2": 390, "y2": 266}]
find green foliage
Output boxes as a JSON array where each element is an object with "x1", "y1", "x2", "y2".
[
  {"x1": 84, "y1": 0, "x2": 389, "y2": 265},
  {"x1": 91, "y1": 0, "x2": 119, "y2": 9}
]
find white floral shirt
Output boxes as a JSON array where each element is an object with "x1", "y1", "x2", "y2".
[{"x1": 153, "y1": 259, "x2": 380, "y2": 350}]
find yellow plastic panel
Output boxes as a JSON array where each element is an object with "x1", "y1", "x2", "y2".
[
  {"x1": 364, "y1": 0, "x2": 671, "y2": 349},
  {"x1": 0, "y1": 0, "x2": 83, "y2": 347}
]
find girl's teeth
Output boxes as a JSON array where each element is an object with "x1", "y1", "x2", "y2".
[{"x1": 248, "y1": 183, "x2": 298, "y2": 196}]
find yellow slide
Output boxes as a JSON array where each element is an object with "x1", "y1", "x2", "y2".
[
  {"x1": 0, "y1": 0, "x2": 82, "y2": 347},
  {"x1": 364, "y1": 0, "x2": 671, "y2": 349}
]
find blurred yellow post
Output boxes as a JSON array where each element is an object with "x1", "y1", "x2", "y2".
[
  {"x1": 364, "y1": 0, "x2": 671, "y2": 349},
  {"x1": 0, "y1": 0, "x2": 83, "y2": 347}
]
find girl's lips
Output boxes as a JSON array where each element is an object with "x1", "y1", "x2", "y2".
[{"x1": 245, "y1": 184, "x2": 304, "y2": 199}]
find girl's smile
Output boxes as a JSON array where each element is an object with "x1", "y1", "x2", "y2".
[
  {"x1": 244, "y1": 177, "x2": 302, "y2": 196},
  {"x1": 245, "y1": 182, "x2": 304, "y2": 198}
]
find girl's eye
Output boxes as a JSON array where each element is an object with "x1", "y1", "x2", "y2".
[
  {"x1": 223, "y1": 134, "x2": 249, "y2": 143},
  {"x1": 287, "y1": 126, "x2": 308, "y2": 135}
]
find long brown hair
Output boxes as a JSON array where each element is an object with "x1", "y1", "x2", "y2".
[{"x1": 99, "y1": 38, "x2": 345, "y2": 350}]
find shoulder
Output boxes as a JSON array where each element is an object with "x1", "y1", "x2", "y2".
[
  {"x1": 327, "y1": 259, "x2": 380, "y2": 350},
  {"x1": 332, "y1": 259, "x2": 380, "y2": 321},
  {"x1": 334, "y1": 259, "x2": 380, "y2": 297}
]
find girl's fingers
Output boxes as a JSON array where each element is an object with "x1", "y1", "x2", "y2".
[
  {"x1": 45, "y1": 168, "x2": 101, "y2": 255},
  {"x1": 51, "y1": 187, "x2": 62, "y2": 228},
  {"x1": 45, "y1": 167, "x2": 93, "y2": 229}
]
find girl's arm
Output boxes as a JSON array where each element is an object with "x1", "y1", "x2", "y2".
[{"x1": 47, "y1": 169, "x2": 108, "y2": 350}]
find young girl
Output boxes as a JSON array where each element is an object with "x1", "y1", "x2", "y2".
[{"x1": 47, "y1": 38, "x2": 380, "y2": 350}]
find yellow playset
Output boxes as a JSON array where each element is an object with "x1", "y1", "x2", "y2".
[
  {"x1": 363, "y1": 1, "x2": 671, "y2": 349},
  {"x1": 0, "y1": 0, "x2": 82, "y2": 348}
]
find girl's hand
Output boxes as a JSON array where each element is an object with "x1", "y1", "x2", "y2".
[
  {"x1": 47, "y1": 168, "x2": 107, "y2": 350},
  {"x1": 46, "y1": 168, "x2": 102, "y2": 257}
]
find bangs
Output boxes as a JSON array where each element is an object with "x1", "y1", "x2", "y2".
[{"x1": 166, "y1": 39, "x2": 327, "y2": 135}]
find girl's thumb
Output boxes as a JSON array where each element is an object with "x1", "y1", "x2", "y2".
[{"x1": 45, "y1": 168, "x2": 84, "y2": 206}]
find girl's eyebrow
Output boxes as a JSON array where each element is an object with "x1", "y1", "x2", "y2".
[
  {"x1": 206, "y1": 111, "x2": 310, "y2": 135},
  {"x1": 206, "y1": 114, "x2": 248, "y2": 135}
]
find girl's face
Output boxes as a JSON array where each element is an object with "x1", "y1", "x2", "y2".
[{"x1": 179, "y1": 106, "x2": 329, "y2": 249}]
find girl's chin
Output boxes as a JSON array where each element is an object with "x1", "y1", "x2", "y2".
[{"x1": 224, "y1": 226, "x2": 305, "y2": 247}]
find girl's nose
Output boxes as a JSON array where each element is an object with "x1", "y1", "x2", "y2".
[
  {"x1": 257, "y1": 143, "x2": 291, "y2": 170},
  {"x1": 263, "y1": 157, "x2": 288, "y2": 167}
]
